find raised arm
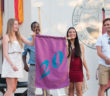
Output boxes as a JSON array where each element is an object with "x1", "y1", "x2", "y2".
[
  {"x1": 21, "y1": 34, "x2": 35, "y2": 46},
  {"x1": 66, "y1": 40, "x2": 69, "y2": 56},
  {"x1": 3, "y1": 35, "x2": 18, "y2": 71}
]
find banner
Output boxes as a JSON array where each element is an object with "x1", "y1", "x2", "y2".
[
  {"x1": 0, "y1": 0, "x2": 3, "y2": 37},
  {"x1": 14, "y1": 0, "x2": 24, "y2": 24},
  {"x1": 102, "y1": 8, "x2": 105, "y2": 34},
  {"x1": 35, "y1": 35, "x2": 69, "y2": 89},
  {"x1": 1, "y1": 0, "x2": 4, "y2": 12}
]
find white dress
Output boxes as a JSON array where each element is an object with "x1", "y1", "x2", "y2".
[{"x1": 2, "y1": 41, "x2": 23, "y2": 78}]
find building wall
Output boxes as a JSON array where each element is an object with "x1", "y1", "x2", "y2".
[
  {"x1": 0, "y1": 0, "x2": 31, "y2": 79},
  {"x1": 31, "y1": 0, "x2": 110, "y2": 96},
  {"x1": 0, "y1": 0, "x2": 110, "y2": 96}
]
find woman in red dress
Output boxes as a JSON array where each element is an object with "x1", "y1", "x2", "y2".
[{"x1": 66, "y1": 27, "x2": 90, "y2": 96}]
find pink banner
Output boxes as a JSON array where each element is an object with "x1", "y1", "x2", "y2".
[{"x1": 35, "y1": 35, "x2": 69, "y2": 89}]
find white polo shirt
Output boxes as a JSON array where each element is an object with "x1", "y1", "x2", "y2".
[{"x1": 96, "y1": 33, "x2": 110, "y2": 67}]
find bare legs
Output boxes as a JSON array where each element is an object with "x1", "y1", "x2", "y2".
[
  {"x1": 69, "y1": 82, "x2": 74, "y2": 96},
  {"x1": 98, "y1": 80, "x2": 110, "y2": 96},
  {"x1": 4, "y1": 78, "x2": 18, "y2": 96},
  {"x1": 69, "y1": 82, "x2": 83, "y2": 96}
]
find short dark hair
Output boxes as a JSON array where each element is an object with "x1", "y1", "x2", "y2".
[
  {"x1": 31, "y1": 21, "x2": 39, "y2": 31},
  {"x1": 103, "y1": 18, "x2": 110, "y2": 25}
]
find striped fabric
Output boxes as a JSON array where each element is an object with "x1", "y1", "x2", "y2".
[
  {"x1": 14, "y1": 0, "x2": 24, "y2": 24},
  {"x1": 0, "y1": 0, "x2": 3, "y2": 37},
  {"x1": 1, "y1": 0, "x2": 4, "y2": 12},
  {"x1": 102, "y1": 8, "x2": 105, "y2": 34}
]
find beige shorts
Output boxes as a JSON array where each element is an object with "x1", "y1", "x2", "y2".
[{"x1": 98, "y1": 64, "x2": 110, "y2": 85}]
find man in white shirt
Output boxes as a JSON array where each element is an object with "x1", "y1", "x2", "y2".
[{"x1": 96, "y1": 18, "x2": 110, "y2": 96}]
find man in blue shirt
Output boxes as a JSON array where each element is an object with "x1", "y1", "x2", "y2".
[{"x1": 22, "y1": 21, "x2": 40, "y2": 96}]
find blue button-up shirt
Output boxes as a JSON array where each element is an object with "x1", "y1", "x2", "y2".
[{"x1": 22, "y1": 37, "x2": 35, "y2": 65}]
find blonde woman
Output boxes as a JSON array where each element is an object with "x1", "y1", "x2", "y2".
[
  {"x1": 1, "y1": 18, "x2": 35, "y2": 96},
  {"x1": 66, "y1": 27, "x2": 90, "y2": 96}
]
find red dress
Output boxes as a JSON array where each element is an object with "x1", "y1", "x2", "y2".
[{"x1": 69, "y1": 49, "x2": 83, "y2": 82}]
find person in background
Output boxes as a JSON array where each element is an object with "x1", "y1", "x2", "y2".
[
  {"x1": 22, "y1": 21, "x2": 40, "y2": 96},
  {"x1": 96, "y1": 18, "x2": 110, "y2": 96}
]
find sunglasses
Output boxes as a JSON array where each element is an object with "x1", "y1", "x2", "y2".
[{"x1": 108, "y1": 38, "x2": 110, "y2": 44}]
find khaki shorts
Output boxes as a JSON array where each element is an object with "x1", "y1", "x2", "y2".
[{"x1": 98, "y1": 64, "x2": 110, "y2": 85}]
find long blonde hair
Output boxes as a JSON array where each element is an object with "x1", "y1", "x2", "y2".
[{"x1": 6, "y1": 18, "x2": 23, "y2": 47}]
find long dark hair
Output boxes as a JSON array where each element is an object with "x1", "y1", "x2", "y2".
[{"x1": 66, "y1": 27, "x2": 81, "y2": 57}]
